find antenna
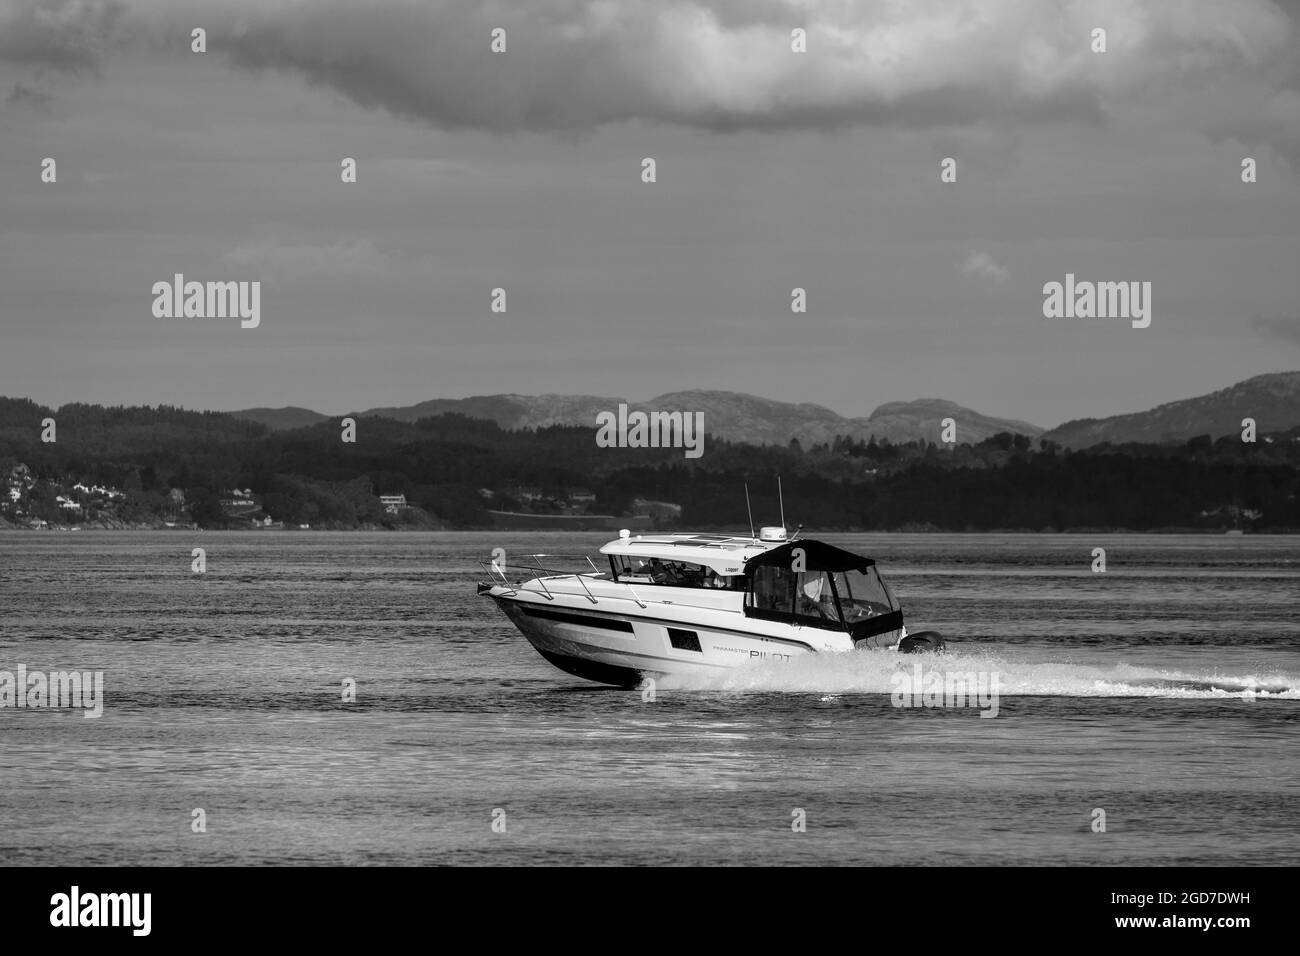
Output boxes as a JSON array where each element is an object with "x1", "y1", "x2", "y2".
[
  {"x1": 744, "y1": 483, "x2": 756, "y2": 541},
  {"x1": 777, "y1": 475, "x2": 786, "y2": 530}
]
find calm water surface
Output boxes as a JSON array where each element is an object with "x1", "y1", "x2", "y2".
[{"x1": 1, "y1": 531, "x2": 1297, "y2": 865}]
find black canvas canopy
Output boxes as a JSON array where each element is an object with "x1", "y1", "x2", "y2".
[{"x1": 743, "y1": 540, "x2": 875, "y2": 574}]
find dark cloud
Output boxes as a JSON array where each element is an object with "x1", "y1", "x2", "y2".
[
  {"x1": 0, "y1": 0, "x2": 126, "y2": 75},
  {"x1": 126, "y1": 0, "x2": 1267, "y2": 134},
  {"x1": 2, "y1": 0, "x2": 1296, "y2": 140}
]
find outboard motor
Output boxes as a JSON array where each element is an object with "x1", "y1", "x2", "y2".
[{"x1": 899, "y1": 630, "x2": 946, "y2": 654}]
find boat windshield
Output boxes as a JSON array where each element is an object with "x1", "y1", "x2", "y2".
[
  {"x1": 831, "y1": 567, "x2": 898, "y2": 624},
  {"x1": 748, "y1": 566, "x2": 846, "y2": 629},
  {"x1": 742, "y1": 542, "x2": 902, "y2": 634},
  {"x1": 795, "y1": 571, "x2": 842, "y2": 625}
]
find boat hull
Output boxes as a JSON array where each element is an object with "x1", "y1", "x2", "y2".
[{"x1": 491, "y1": 593, "x2": 820, "y2": 685}]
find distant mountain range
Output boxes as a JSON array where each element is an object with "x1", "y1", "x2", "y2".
[
  {"x1": 227, "y1": 371, "x2": 1300, "y2": 449},
  {"x1": 1040, "y1": 371, "x2": 1300, "y2": 447},
  {"x1": 230, "y1": 392, "x2": 1044, "y2": 446},
  {"x1": 227, "y1": 406, "x2": 329, "y2": 431}
]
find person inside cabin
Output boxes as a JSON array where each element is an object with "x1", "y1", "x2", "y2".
[
  {"x1": 799, "y1": 573, "x2": 839, "y2": 622},
  {"x1": 648, "y1": 558, "x2": 678, "y2": 585},
  {"x1": 679, "y1": 563, "x2": 706, "y2": 587}
]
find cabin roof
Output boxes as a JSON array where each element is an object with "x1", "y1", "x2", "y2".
[
  {"x1": 598, "y1": 532, "x2": 784, "y2": 575},
  {"x1": 744, "y1": 539, "x2": 875, "y2": 571}
]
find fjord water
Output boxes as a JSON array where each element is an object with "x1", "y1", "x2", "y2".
[{"x1": 1, "y1": 531, "x2": 1296, "y2": 866}]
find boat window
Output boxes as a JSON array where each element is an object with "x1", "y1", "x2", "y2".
[
  {"x1": 667, "y1": 628, "x2": 703, "y2": 652},
  {"x1": 748, "y1": 564, "x2": 796, "y2": 614},
  {"x1": 610, "y1": 555, "x2": 653, "y2": 580},
  {"x1": 831, "y1": 568, "x2": 898, "y2": 625},
  {"x1": 745, "y1": 566, "x2": 846, "y2": 629},
  {"x1": 795, "y1": 571, "x2": 844, "y2": 627},
  {"x1": 700, "y1": 571, "x2": 744, "y2": 590},
  {"x1": 610, "y1": 555, "x2": 734, "y2": 589}
]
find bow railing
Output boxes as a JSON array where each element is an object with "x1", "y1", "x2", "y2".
[{"x1": 478, "y1": 553, "x2": 648, "y2": 607}]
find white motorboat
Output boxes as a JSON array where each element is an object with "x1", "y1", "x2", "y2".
[{"x1": 478, "y1": 526, "x2": 945, "y2": 686}]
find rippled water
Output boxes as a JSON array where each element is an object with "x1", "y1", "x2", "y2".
[{"x1": 1, "y1": 531, "x2": 1297, "y2": 865}]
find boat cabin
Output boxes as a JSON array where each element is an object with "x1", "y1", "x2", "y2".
[
  {"x1": 602, "y1": 531, "x2": 761, "y2": 590},
  {"x1": 599, "y1": 531, "x2": 905, "y2": 643},
  {"x1": 742, "y1": 540, "x2": 904, "y2": 643}
]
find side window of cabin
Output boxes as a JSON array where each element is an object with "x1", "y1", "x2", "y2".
[
  {"x1": 610, "y1": 556, "x2": 642, "y2": 580},
  {"x1": 747, "y1": 565, "x2": 796, "y2": 612},
  {"x1": 646, "y1": 560, "x2": 710, "y2": 587},
  {"x1": 612, "y1": 557, "x2": 720, "y2": 588}
]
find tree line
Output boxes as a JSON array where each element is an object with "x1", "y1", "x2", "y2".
[{"x1": 1, "y1": 397, "x2": 1296, "y2": 531}]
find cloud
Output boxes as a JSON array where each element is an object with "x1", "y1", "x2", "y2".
[
  {"x1": 4, "y1": 0, "x2": 1299, "y2": 143},
  {"x1": 1208, "y1": 87, "x2": 1300, "y2": 168},
  {"x1": 203, "y1": 0, "x2": 1117, "y2": 132},
  {"x1": 0, "y1": 0, "x2": 126, "y2": 74},
  {"x1": 0, "y1": 0, "x2": 125, "y2": 111},
  {"x1": 1250, "y1": 313, "x2": 1300, "y2": 347},
  {"x1": 197, "y1": 0, "x2": 1300, "y2": 135},
  {"x1": 960, "y1": 251, "x2": 1009, "y2": 284}
]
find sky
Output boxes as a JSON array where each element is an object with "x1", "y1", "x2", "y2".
[{"x1": 1, "y1": 0, "x2": 1298, "y2": 429}]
